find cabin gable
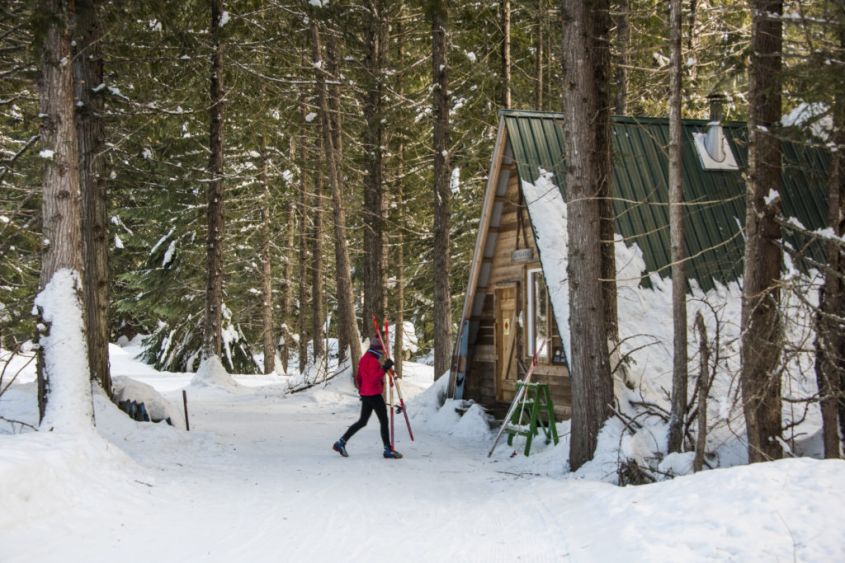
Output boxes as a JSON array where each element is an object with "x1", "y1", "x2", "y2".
[{"x1": 453, "y1": 109, "x2": 829, "y2": 422}]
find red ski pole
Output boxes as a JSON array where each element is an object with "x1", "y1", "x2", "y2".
[{"x1": 372, "y1": 315, "x2": 415, "y2": 441}]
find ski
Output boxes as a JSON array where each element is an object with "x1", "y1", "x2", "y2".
[
  {"x1": 372, "y1": 315, "x2": 415, "y2": 441},
  {"x1": 385, "y1": 317, "x2": 395, "y2": 449},
  {"x1": 487, "y1": 341, "x2": 545, "y2": 458}
]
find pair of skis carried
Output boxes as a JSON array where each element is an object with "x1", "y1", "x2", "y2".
[
  {"x1": 371, "y1": 315, "x2": 415, "y2": 448},
  {"x1": 487, "y1": 341, "x2": 545, "y2": 458}
]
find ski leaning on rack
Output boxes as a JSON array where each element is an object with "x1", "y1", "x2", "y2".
[
  {"x1": 372, "y1": 315, "x2": 415, "y2": 441},
  {"x1": 487, "y1": 341, "x2": 545, "y2": 458}
]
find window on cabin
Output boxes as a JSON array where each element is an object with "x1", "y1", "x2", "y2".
[{"x1": 527, "y1": 269, "x2": 566, "y2": 366}]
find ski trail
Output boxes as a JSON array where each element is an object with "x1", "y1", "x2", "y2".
[{"x1": 136, "y1": 384, "x2": 571, "y2": 563}]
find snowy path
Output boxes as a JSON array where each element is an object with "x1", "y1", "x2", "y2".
[
  {"x1": 159, "y1": 389, "x2": 573, "y2": 562},
  {"x1": 1, "y1": 354, "x2": 572, "y2": 562},
  {"x1": 3, "y1": 346, "x2": 845, "y2": 562}
]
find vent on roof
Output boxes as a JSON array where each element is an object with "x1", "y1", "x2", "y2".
[{"x1": 693, "y1": 94, "x2": 739, "y2": 171}]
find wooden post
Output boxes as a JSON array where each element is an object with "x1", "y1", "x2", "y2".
[{"x1": 182, "y1": 389, "x2": 190, "y2": 431}]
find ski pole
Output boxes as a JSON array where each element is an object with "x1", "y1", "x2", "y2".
[{"x1": 372, "y1": 315, "x2": 415, "y2": 441}]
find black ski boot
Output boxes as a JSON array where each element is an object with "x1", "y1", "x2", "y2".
[
  {"x1": 333, "y1": 439, "x2": 349, "y2": 457},
  {"x1": 383, "y1": 447, "x2": 403, "y2": 459}
]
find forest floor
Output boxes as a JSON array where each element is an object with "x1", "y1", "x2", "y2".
[{"x1": 1, "y1": 342, "x2": 845, "y2": 562}]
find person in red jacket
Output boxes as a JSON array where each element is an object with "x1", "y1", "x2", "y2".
[{"x1": 333, "y1": 337, "x2": 403, "y2": 459}]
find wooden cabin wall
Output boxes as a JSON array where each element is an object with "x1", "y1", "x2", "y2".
[{"x1": 465, "y1": 166, "x2": 572, "y2": 420}]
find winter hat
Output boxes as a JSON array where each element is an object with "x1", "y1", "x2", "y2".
[{"x1": 369, "y1": 336, "x2": 383, "y2": 350}]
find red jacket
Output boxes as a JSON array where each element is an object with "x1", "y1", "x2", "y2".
[{"x1": 356, "y1": 351, "x2": 386, "y2": 397}]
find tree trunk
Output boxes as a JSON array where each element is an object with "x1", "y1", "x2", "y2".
[
  {"x1": 817, "y1": 24, "x2": 845, "y2": 458},
  {"x1": 600, "y1": 3, "x2": 619, "y2": 351},
  {"x1": 324, "y1": 30, "x2": 348, "y2": 362},
  {"x1": 394, "y1": 16, "x2": 406, "y2": 378},
  {"x1": 612, "y1": 0, "x2": 629, "y2": 115},
  {"x1": 203, "y1": 0, "x2": 226, "y2": 360},
  {"x1": 280, "y1": 208, "x2": 293, "y2": 374},
  {"x1": 297, "y1": 95, "x2": 310, "y2": 374},
  {"x1": 394, "y1": 182, "x2": 405, "y2": 378},
  {"x1": 74, "y1": 0, "x2": 111, "y2": 397},
  {"x1": 741, "y1": 0, "x2": 784, "y2": 463},
  {"x1": 501, "y1": 0, "x2": 512, "y2": 109},
  {"x1": 311, "y1": 134, "x2": 325, "y2": 362},
  {"x1": 37, "y1": 0, "x2": 93, "y2": 430},
  {"x1": 429, "y1": 0, "x2": 453, "y2": 380},
  {"x1": 561, "y1": 0, "x2": 615, "y2": 471},
  {"x1": 279, "y1": 136, "x2": 297, "y2": 375},
  {"x1": 259, "y1": 131, "x2": 276, "y2": 374},
  {"x1": 693, "y1": 312, "x2": 709, "y2": 471},
  {"x1": 534, "y1": 0, "x2": 545, "y2": 110},
  {"x1": 838, "y1": 26, "x2": 845, "y2": 458},
  {"x1": 310, "y1": 17, "x2": 362, "y2": 377},
  {"x1": 363, "y1": 0, "x2": 388, "y2": 329},
  {"x1": 667, "y1": 0, "x2": 688, "y2": 454},
  {"x1": 326, "y1": 33, "x2": 343, "y2": 163}
]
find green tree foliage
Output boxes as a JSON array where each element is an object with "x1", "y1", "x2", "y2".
[{"x1": 0, "y1": 0, "x2": 838, "y2": 375}]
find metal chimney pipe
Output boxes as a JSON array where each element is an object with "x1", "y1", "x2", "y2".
[
  {"x1": 704, "y1": 93, "x2": 728, "y2": 162},
  {"x1": 707, "y1": 93, "x2": 726, "y2": 123}
]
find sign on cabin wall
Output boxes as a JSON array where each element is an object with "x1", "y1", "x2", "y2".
[{"x1": 512, "y1": 248, "x2": 533, "y2": 263}]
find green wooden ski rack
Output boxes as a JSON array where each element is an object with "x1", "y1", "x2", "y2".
[{"x1": 505, "y1": 382, "x2": 559, "y2": 456}]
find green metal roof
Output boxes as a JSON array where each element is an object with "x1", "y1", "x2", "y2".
[{"x1": 501, "y1": 110, "x2": 830, "y2": 291}]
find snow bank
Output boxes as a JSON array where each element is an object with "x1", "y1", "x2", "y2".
[
  {"x1": 33, "y1": 269, "x2": 93, "y2": 433},
  {"x1": 112, "y1": 375, "x2": 184, "y2": 429},
  {"x1": 0, "y1": 431, "x2": 131, "y2": 528},
  {"x1": 2, "y1": 345, "x2": 845, "y2": 562},
  {"x1": 612, "y1": 238, "x2": 821, "y2": 471},
  {"x1": 410, "y1": 373, "x2": 493, "y2": 442},
  {"x1": 190, "y1": 355, "x2": 240, "y2": 390},
  {"x1": 522, "y1": 166, "x2": 823, "y2": 476}
]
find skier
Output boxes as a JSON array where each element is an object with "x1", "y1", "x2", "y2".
[{"x1": 333, "y1": 337, "x2": 403, "y2": 459}]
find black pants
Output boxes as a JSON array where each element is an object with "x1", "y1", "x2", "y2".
[{"x1": 341, "y1": 394, "x2": 390, "y2": 448}]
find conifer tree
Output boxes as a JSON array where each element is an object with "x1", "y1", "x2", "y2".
[
  {"x1": 428, "y1": 0, "x2": 453, "y2": 380},
  {"x1": 741, "y1": 0, "x2": 784, "y2": 463},
  {"x1": 561, "y1": 0, "x2": 615, "y2": 470}
]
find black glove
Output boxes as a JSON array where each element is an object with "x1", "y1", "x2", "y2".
[{"x1": 382, "y1": 358, "x2": 394, "y2": 372}]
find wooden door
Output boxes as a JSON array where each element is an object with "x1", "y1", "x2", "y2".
[{"x1": 495, "y1": 286, "x2": 518, "y2": 402}]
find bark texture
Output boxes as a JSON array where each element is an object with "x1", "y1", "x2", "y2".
[
  {"x1": 37, "y1": 0, "x2": 87, "y2": 421},
  {"x1": 280, "y1": 194, "x2": 294, "y2": 374},
  {"x1": 817, "y1": 25, "x2": 845, "y2": 457},
  {"x1": 667, "y1": 0, "x2": 688, "y2": 454},
  {"x1": 561, "y1": 0, "x2": 615, "y2": 470},
  {"x1": 534, "y1": 0, "x2": 545, "y2": 110},
  {"x1": 297, "y1": 93, "x2": 309, "y2": 373},
  {"x1": 430, "y1": 0, "x2": 453, "y2": 380},
  {"x1": 501, "y1": 0, "x2": 512, "y2": 109},
  {"x1": 325, "y1": 31, "x2": 349, "y2": 363},
  {"x1": 741, "y1": 0, "x2": 784, "y2": 463},
  {"x1": 311, "y1": 134, "x2": 325, "y2": 361},
  {"x1": 203, "y1": 0, "x2": 226, "y2": 360},
  {"x1": 259, "y1": 131, "x2": 275, "y2": 374},
  {"x1": 74, "y1": 0, "x2": 111, "y2": 396},
  {"x1": 612, "y1": 0, "x2": 629, "y2": 115},
  {"x1": 310, "y1": 18, "x2": 362, "y2": 377},
  {"x1": 362, "y1": 0, "x2": 388, "y2": 329}
]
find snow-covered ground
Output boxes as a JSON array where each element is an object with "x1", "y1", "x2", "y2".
[{"x1": 1, "y1": 342, "x2": 844, "y2": 562}]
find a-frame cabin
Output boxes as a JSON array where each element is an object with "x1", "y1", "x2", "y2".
[{"x1": 450, "y1": 108, "x2": 829, "y2": 420}]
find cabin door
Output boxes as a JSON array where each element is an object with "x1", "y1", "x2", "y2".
[{"x1": 495, "y1": 285, "x2": 518, "y2": 402}]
